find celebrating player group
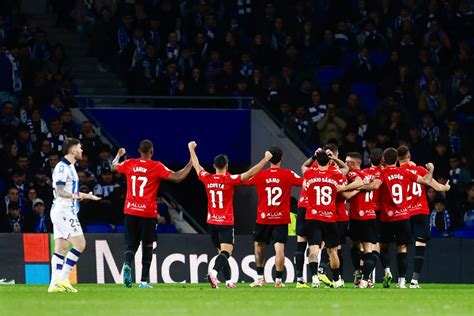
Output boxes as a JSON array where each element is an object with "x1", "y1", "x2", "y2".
[{"x1": 46, "y1": 137, "x2": 450, "y2": 293}]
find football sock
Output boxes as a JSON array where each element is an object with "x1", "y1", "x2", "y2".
[
  {"x1": 60, "y1": 248, "x2": 81, "y2": 281},
  {"x1": 222, "y1": 261, "x2": 231, "y2": 281},
  {"x1": 256, "y1": 266, "x2": 264, "y2": 278},
  {"x1": 380, "y1": 248, "x2": 390, "y2": 269},
  {"x1": 362, "y1": 252, "x2": 377, "y2": 281},
  {"x1": 308, "y1": 262, "x2": 318, "y2": 277},
  {"x1": 412, "y1": 246, "x2": 425, "y2": 281},
  {"x1": 337, "y1": 249, "x2": 344, "y2": 273},
  {"x1": 295, "y1": 242, "x2": 306, "y2": 280},
  {"x1": 396, "y1": 252, "x2": 407, "y2": 278},
  {"x1": 141, "y1": 246, "x2": 153, "y2": 282},
  {"x1": 124, "y1": 245, "x2": 138, "y2": 266},
  {"x1": 331, "y1": 268, "x2": 340, "y2": 281},
  {"x1": 318, "y1": 250, "x2": 329, "y2": 274},
  {"x1": 213, "y1": 251, "x2": 230, "y2": 273},
  {"x1": 351, "y1": 246, "x2": 361, "y2": 270},
  {"x1": 50, "y1": 253, "x2": 64, "y2": 285},
  {"x1": 275, "y1": 270, "x2": 283, "y2": 282}
]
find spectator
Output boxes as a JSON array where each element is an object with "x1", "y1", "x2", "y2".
[
  {"x1": 449, "y1": 154, "x2": 472, "y2": 196},
  {"x1": 0, "y1": 202, "x2": 25, "y2": 233},
  {"x1": 92, "y1": 6, "x2": 116, "y2": 72},
  {"x1": 93, "y1": 166, "x2": 118, "y2": 198},
  {"x1": 0, "y1": 101, "x2": 20, "y2": 139},
  {"x1": 458, "y1": 183, "x2": 474, "y2": 229},
  {"x1": 347, "y1": 47, "x2": 377, "y2": 82},
  {"x1": 26, "y1": 108, "x2": 49, "y2": 144},
  {"x1": 25, "y1": 198, "x2": 52, "y2": 233},
  {"x1": 418, "y1": 79, "x2": 447, "y2": 121},
  {"x1": 289, "y1": 105, "x2": 311, "y2": 144},
  {"x1": 432, "y1": 142, "x2": 450, "y2": 179},
  {"x1": 419, "y1": 111, "x2": 440, "y2": 145},
  {"x1": 233, "y1": 77, "x2": 252, "y2": 109},
  {"x1": 186, "y1": 68, "x2": 206, "y2": 97},
  {"x1": 307, "y1": 90, "x2": 327, "y2": 124},
  {"x1": 407, "y1": 126, "x2": 432, "y2": 165},
  {"x1": 43, "y1": 151, "x2": 60, "y2": 180},
  {"x1": 78, "y1": 121, "x2": 103, "y2": 161},
  {"x1": 15, "y1": 124, "x2": 34, "y2": 156},
  {"x1": 31, "y1": 138, "x2": 51, "y2": 171},
  {"x1": 337, "y1": 93, "x2": 363, "y2": 124},
  {"x1": 317, "y1": 103, "x2": 347, "y2": 144},
  {"x1": 430, "y1": 198, "x2": 451, "y2": 237},
  {"x1": 452, "y1": 81, "x2": 474, "y2": 125},
  {"x1": 41, "y1": 95, "x2": 65, "y2": 123},
  {"x1": 95, "y1": 144, "x2": 113, "y2": 177},
  {"x1": 46, "y1": 117, "x2": 66, "y2": 153},
  {"x1": 0, "y1": 43, "x2": 22, "y2": 106},
  {"x1": 441, "y1": 117, "x2": 464, "y2": 155}
]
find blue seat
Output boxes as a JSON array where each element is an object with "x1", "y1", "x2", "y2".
[
  {"x1": 340, "y1": 51, "x2": 358, "y2": 70},
  {"x1": 453, "y1": 229, "x2": 474, "y2": 238},
  {"x1": 350, "y1": 83, "x2": 379, "y2": 112},
  {"x1": 369, "y1": 52, "x2": 388, "y2": 70},
  {"x1": 156, "y1": 223, "x2": 178, "y2": 234},
  {"x1": 316, "y1": 67, "x2": 344, "y2": 92},
  {"x1": 86, "y1": 224, "x2": 115, "y2": 233},
  {"x1": 116, "y1": 224, "x2": 126, "y2": 233}
]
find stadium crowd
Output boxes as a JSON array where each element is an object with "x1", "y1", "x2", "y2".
[{"x1": 0, "y1": 0, "x2": 473, "y2": 234}]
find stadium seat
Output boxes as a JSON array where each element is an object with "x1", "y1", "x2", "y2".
[
  {"x1": 453, "y1": 229, "x2": 474, "y2": 238},
  {"x1": 315, "y1": 67, "x2": 344, "y2": 93},
  {"x1": 369, "y1": 52, "x2": 389, "y2": 70},
  {"x1": 350, "y1": 83, "x2": 380, "y2": 112},
  {"x1": 115, "y1": 224, "x2": 126, "y2": 233},
  {"x1": 85, "y1": 224, "x2": 115, "y2": 233},
  {"x1": 340, "y1": 51, "x2": 358, "y2": 71},
  {"x1": 156, "y1": 223, "x2": 178, "y2": 234}
]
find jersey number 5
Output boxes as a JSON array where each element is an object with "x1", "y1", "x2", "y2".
[{"x1": 131, "y1": 176, "x2": 148, "y2": 197}]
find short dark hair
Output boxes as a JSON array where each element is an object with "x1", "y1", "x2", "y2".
[
  {"x1": 316, "y1": 151, "x2": 330, "y2": 166},
  {"x1": 383, "y1": 147, "x2": 398, "y2": 165},
  {"x1": 214, "y1": 154, "x2": 229, "y2": 169},
  {"x1": 397, "y1": 145, "x2": 410, "y2": 159},
  {"x1": 139, "y1": 140, "x2": 153, "y2": 154},
  {"x1": 62, "y1": 138, "x2": 80, "y2": 155},
  {"x1": 346, "y1": 152, "x2": 363, "y2": 161},
  {"x1": 323, "y1": 143, "x2": 338, "y2": 154},
  {"x1": 8, "y1": 201, "x2": 20, "y2": 210},
  {"x1": 49, "y1": 151, "x2": 60, "y2": 158},
  {"x1": 269, "y1": 146, "x2": 282, "y2": 164},
  {"x1": 369, "y1": 148, "x2": 383, "y2": 166}
]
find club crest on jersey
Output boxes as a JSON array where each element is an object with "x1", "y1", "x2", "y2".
[
  {"x1": 359, "y1": 210, "x2": 365, "y2": 217},
  {"x1": 127, "y1": 202, "x2": 146, "y2": 209},
  {"x1": 132, "y1": 167, "x2": 147, "y2": 173},
  {"x1": 260, "y1": 212, "x2": 266, "y2": 219},
  {"x1": 387, "y1": 211, "x2": 394, "y2": 217}
]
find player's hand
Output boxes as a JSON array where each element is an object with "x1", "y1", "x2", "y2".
[
  {"x1": 425, "y1": 162, "x2": 434, "y2": 171},
  {"x1": 444, "y1": 180, "x2": 451, "y2": 191},
  {"x1": 118, "y1": 148, "x2": 126, "y2": 157},
  {"x1": 264, "y1": 151, "x2": 273, "y2": 161},
  {"x1": 188, "y1": 141, "x2": 197, "y2": 150},
  {"x1": 408, "y1": 161, "x2": 417, "y2": 166},
  {"x1": 326, "y1": 149, "x2": 334, "y2": 159},
  {"x1": 315, "y1": 148, "x2": 323, "y2": 155},
  {"x1": 72, "y1": 193, "x2": 83, "y2": 201},
  {"x1": 84, "y1": 192, "x2": 102, "y2": 201},
  {"x1": 363, "y1": 177, "x2": 371, "y2": 185}
]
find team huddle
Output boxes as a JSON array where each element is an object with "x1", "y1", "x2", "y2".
[{"x1": 46, "y1": 138, "x2": 450, "y2": 293}]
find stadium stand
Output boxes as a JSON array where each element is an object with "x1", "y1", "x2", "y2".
[{"x1": 0, "y1": 0, "x2": 473, "y2": 238}]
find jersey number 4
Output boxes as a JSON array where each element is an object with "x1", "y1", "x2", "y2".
[{"x1": 131, "y1": 176, "x2": 148, "y2": 197}]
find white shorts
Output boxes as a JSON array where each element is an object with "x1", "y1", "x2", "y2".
[{"x1": 51, "y1": 206, "x2": 83, "y2": 240}]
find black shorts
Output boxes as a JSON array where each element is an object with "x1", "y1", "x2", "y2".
[
  {"x1": 375, "y1": 211, "x2": 382, "y2": 239},
  {"x1": 124, "y1": 214, "x2": 157, "y2": 247},
  {"x1": 379, "y1": 219, "x2": 412, "y2": 245},
  {"x1": 254, "y1": 223, "x2": 288, "y2": 244},
  {"x1": 306, "y1": 220, "x2": 338, "y2": 248},
  {"x1": 296, "y1": 207, "x2": 308, "y2": 237},
  {"x1": 209, "y1": 224, "x2": 234, "y2": 249},
  {"x1": 336, "y1": 220, "x2": 348, "y2": 245},
  {"x1": 410, "y1": 214, "x2": 431, "y2": 242},
  {"x1": 349, "y1": 219, "x2": 378, "y2": 244}
]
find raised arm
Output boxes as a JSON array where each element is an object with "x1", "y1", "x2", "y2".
[
  {"x1": 187, "y1": 141, "x2": 204, "y2": 174},
  {"x1": 167, "y1": 160, "x2": 193, "y2": 183},
  {"x1": 302, "y1": 148, "x2": 320, "y2": 173},
  {"x1": 241, "y1": 151, "x2": 273, "y2": 182},
  {"x1": 429, "y1": 179, "x2": 451, "y2": 192},
  {"x1": 327, "y1": 149, "x2": 349, "y2": 176},
  {"x1": 111, "y1": 147, "x2": 127, "y2": 172},
  {"x1": 415, "y1": 163, "x2": 434, "y2": 186}
]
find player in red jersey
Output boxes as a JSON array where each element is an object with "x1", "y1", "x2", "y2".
[
  {"x1": 294, "y1": 146, "x2": 351, "y2": 288},
  {"x1": 244, "y1": 147, "x2": 303, "y2": 288},
  {"x1": 363, "y1": 148, "x2": 434, "y2": 288},
  {"x1": 188, "y1": 141, "x2": 272, "y2": 289},
  {"x1": 345, "y1": 152, "x2": 380, "y2": 289},
  {"x1": 112, "y1": 140, "x2": 193, "y2": 288},
  {"x1": 397, "y1": 146, "x2": 450, "y2": 289},
  {"x1": 303, "y1": 150, "x2": 358, "y2": 288}
]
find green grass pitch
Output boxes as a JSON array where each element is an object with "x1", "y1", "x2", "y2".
[{"x1": 1, "y1": 284, "x2": 473, "y2": 316}]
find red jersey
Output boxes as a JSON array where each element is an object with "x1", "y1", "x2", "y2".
[
  {"x1": 347, "y1": 169, "x2": 376, "y2": 220},
  {"x1": 117, "y1": 159, "x2": 172, "y2": 218},
  {"x1": 362, "y1": 166, "x2": 382, "y2": 211},
  {"x1": 198, "y1": 170, "x2": 242, "y2": 226},
  {"x1": 246, "y1": 168, "x2": 303, "y2": 225},
  {"x1": 298, "y1": 163, "x2": 339, "y2": 209},
  {"x1": 378, "y1": 166, "x2": 420, "y2": 222},
  {"x1": 400, "y1": 164, "x2": 429, "y2": 216},
  {"x1": 304, "y1": 167, "x2": 344, "y2": 222}
]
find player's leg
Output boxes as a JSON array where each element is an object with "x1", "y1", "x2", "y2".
[
  {"x1": 379, "y1": 221, "x2": 393, "y2": 288},
  {"x1": 48, "y1": 238, "x2": 68, "y2": 292},
  {"x1": 317, "y1": 241, "x2": 332, "y2": 287},
  {"x1": 138, "y1": 217, "x2": 157, "y2": 288},
  {"x1": 57, "y1": 234, "x2": 86, "y2": 293},
  {"x1": 123, "y1": 214, "x2": 140, "y2": 288},
  {"x1": 306, "y1": 221, "x2": 322, "y2": 288},
  {"x1": 295, "y1": 207, "x2": 309, "y2": 287},
  {"x1": 273, "y1": 225, "x2": 288, "y2": 287},
  {"x1": 209, "y1": 226, "x2": 235, "y2": 288},
  {"x1": 250, "y1": 223, "x2": 266, "y2": 287},
  {"x1": 349, "y1": 220, "x2": 362, "y2": 285},
  {"x1": 410, "y1": 215, "x2": 430, "y2": 288},
  {"x1": 395, "y1": 220, "x2": 412, "y2": 289},
  {"x1": 336, "y1": 221, "x2": 348, "y2": 278},
  {"x1": 324, "y1": 222, "x2": 343, "y2": 288}
]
